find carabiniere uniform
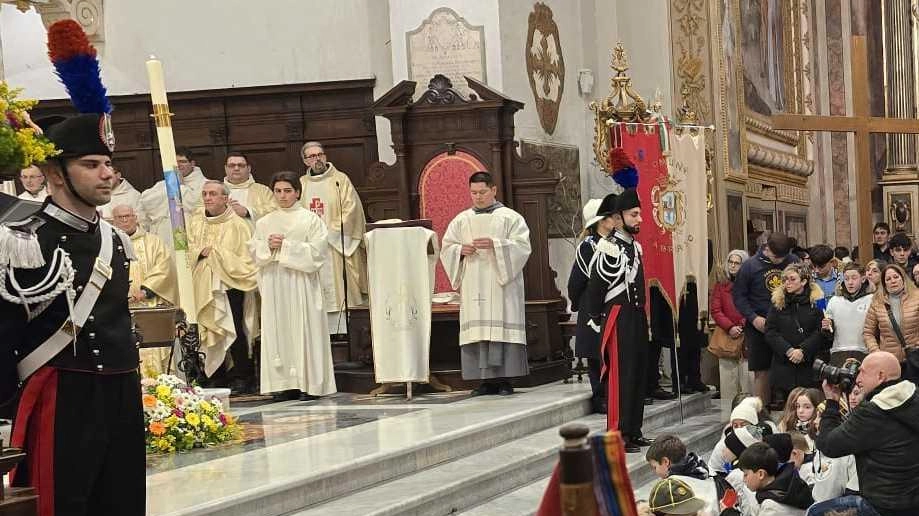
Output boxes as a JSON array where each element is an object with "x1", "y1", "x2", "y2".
[
  {"x1": 584, "y1": 188, "x2": 650, "y2": 444},
  {"x1": 0, "y1": 113, "x2": 145, "y2": 515}
]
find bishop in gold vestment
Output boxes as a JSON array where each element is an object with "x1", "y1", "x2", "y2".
[
  {"x1": 112, "y1": 204, "x2": 178, "y2": 376},
  {"x1": 299, "y1": 142, "x2": 367, "y2": 334},
  {"x1": 189, "y1": 182, "x2": 259, "y2": 391}
]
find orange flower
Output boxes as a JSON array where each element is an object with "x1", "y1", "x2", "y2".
[
  {"x1": 149, "y1": 421, "x2": 166, "y2": 436},
  {"x1": 143, "y1": 394, "x2": 157, "y2": 408}
]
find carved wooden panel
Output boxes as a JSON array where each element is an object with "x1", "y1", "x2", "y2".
[{"x1": 30, "y1": 79, "x2": 378, "y2": 193}]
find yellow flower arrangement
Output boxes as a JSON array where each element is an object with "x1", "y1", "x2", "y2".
[
  {"x1": 141, "y1": 374, "x2": 241, "y2": 454},
  {"x1": 0, "y1": 82, "x2": 59, "y2": 171}
]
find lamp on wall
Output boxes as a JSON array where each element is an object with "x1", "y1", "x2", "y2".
[{"x1": 1, "y1": 0, "x2": 50, "y2": 13}]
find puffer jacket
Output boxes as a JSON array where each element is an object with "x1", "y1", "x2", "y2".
[
  {"x1": 764, "y1": 283, "x2": 831, "y2": 393},
  {"x1": 862, "y1": 288, "x2": 919, "y2": 362},
  {"x1": 816, "y1": 379, "x2": 919, "y2": 513}
]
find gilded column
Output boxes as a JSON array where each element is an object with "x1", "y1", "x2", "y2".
[{"x1": 882, "y1": 0, "x2": 917, "y2": 173}]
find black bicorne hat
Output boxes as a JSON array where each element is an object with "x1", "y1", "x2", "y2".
[
  {"x1": 41, "y1": 113, "x2": 115, "y2": 160},
  {"x1": 616, "y1": 188, "x2": 640, "y2": 212},
  {"x1": 596, "y1": 193, "x2": 619, "y2": 217}
]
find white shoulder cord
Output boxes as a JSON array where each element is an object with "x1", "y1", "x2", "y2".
[{"x1": 0, "y1": 246, "x2": 76, "y2": 321}]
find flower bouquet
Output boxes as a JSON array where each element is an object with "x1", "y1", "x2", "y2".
[
  {"x1": 0, "y1": 82, "x2": 58, "y2": 175},
  {"x1": 142, "y1": 374, "x2": 242, "y2": 453}
]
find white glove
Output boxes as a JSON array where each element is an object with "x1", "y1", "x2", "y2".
[{"x1": 587, "y1": 319, "x2": 602, "y2": 334}]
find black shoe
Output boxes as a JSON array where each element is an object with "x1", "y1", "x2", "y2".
[
  {"x1": 591, "y1": 398, "x2": 608, "y2": 414},
  {"x1": 687, "y1": 382, "x2": 709, "y2": 393},
  {"x1": 299, "y1": 393, "x2": 321, "y2": 401},
  {"x1": 630, "y1": 436, "x2": 654, "y2": 447},
  {"x1": 644, "y1": 397, "x2": 654, "y2": 405},
  {"x1": 272, "y1": 389, "x2": 299, "y2": 402},
  {"x1": 497, "y1": 382, "x2": 515, "y2": 396},
  {"x1": 470, "y1": 383, "x2": 499, "y2": 396},
  {"x1": 624, "y1": 442, "x2": 641, "y2": 453},
  {"x1": 650, "y1": 388, "x2": 678, "y2": 400}
]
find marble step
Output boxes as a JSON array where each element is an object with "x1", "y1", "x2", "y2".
[
  {"x1": 294, "y1": 394, "x2": 718, "y2": 516},
  {"x1": 457, "y1": 401, "x2": 723, "y2": 516},
  {"x1": 149, "y1": 382, "x2": 594, "y2": 516}
]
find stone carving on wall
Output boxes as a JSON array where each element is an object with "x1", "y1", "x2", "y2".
[
  {"x1": 37, "y1": 0, "x2": 105, "y2": 54},
  {"x1": 525, "y1": 2, "x2": 565, "y2": 135},
  {"x1": 406, "y1": 7, "x2": 486, "y2": 100},
  {"x1": 520, "y1": 140, "x2": 579, "y2": 241}
]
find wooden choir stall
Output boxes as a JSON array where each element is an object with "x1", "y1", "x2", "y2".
[{"x1": 335, "y1": 75, "x2": 571, "y2": 393}]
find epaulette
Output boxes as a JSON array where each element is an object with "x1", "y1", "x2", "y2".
[
  {"x1": 0, "y1": 216, "x2": 47, "y2": 269},
  {"x1": 596, "y1": 238, "x2": 621, "y2": 258}
]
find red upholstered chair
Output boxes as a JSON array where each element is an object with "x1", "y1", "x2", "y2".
[{"x1": 418, "y1": 151, "x2": 486, "y2": 293}]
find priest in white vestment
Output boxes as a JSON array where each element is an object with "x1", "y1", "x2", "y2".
[
  {"x1": 112, "y1": 204, "x2": 179, "y2": 377},
  {"x1": 250, "y1": 171, "x2": 336, "y2": 399},
  {"x1": 17, "y1": 165, "x2": 49, "y2": 202},
  {"x1": 140, "y1": 147, "x2": 206, "y2": 254},
  {"x1": 99, "y1": 166, "x2": 142, "y2": 221},
  {"x1": 299, "y1": 141, "x2": 368, "y2": 334},
  {"x1": 188, "y1": 181, "x2": 259, "y2": 394},
  {"x1": 441, "y1": 171, "x2": 531, "y2": 396},
  {"x1": 224, "y1": 151, "x2": 278, "y2": 224}
]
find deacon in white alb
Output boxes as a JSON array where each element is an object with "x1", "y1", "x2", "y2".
[
  {"x1": 441, "y1": 171, "x2": 531, "y2": 396},
  {"x1": 250, "y1": 171, "x2": 336, "y2": 399},
  {"x1": 140, "y1": 146, "x2": 206, "y2": 254},
  {"x1": 99, "y1": 165, "x2": 142, "y2": 221}
]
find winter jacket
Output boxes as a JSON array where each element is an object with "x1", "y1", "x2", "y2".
[
  {"x1": 764, "y1": 283, "x2": 831, "y2": 393},
  {"x1": 816, "y1": 379, "x2": 919, "y2": 513},
  {"x1": 754, "y1": 463, "x2": 813, "y2": 516},
  {"x1": 669, "y1": 453, "x2": 718, "y2": 516},
  {"x1": 824, "y1": 283, "x2": 872, "y2": 354},
  {"x1": 804, "y1": 452, "x2": 859, "y2": 503},
  {"x1": 862, "y1": 288, "x2": 919, "y2": 362},
  {"x1": 732, "y1": 250, "x2": 797, "y2": 324},
  {"x1": 723, "y1": 468, "x2": 759, "y2": 516},
  {"x1": 711, "y1": 280, "x2": 745, "y2": 332}
]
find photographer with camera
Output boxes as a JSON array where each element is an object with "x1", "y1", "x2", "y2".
[{"x1": 814, "y1": 351, "x2": 919, "y2": 516}]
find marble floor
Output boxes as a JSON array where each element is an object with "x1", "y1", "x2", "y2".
[{"x1": 145, "y1": 382, "x2": 593, "y2": 516}]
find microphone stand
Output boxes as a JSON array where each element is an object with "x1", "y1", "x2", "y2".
[{"x1": 335, "y1": 180, "x2": 351, "y2": 338}]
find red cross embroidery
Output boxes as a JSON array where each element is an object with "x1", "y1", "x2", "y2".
[{"x1": 308, "y1": 197, "x2": 324, "y2": 217}]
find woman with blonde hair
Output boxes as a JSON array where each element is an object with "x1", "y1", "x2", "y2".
[
  {"x1": 865, "y1": 259, "x2": 884, "y2": 292},
  {"x1": 764, "y1": 262, "x2": 831, "y2": 404},
  {"x1": 863, "y1": 263, "x2": 919, "y2": 379},
  {"x1": 709, "y1": 249, "x2": 753, "y2": 420}
]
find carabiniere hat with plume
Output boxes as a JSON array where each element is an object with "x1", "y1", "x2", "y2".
[{"x1": 607, "y1": 140, "x2": 640, "y2": 213}]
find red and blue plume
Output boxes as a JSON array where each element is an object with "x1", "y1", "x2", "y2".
[
  {"x1": 47, "y1": 20, "x2": 112, "y2": 114},
  {"x1": 608, "y1": 147, "x2": 638, "y2": 189}
]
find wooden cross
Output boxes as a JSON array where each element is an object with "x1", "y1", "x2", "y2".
[{"x1": 772, "y1": 35, "x2": 919, "y2": 257}]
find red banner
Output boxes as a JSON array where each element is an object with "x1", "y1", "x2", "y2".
[{"x1": 616, "y1": 123, "x2": 677, "y2": 313}]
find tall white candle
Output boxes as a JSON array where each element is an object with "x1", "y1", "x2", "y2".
[{"x1": 146, "y1": 56, "x2": 167, "y2": 105}]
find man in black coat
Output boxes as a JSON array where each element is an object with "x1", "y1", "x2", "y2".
[
  {"x1": 0, "y1": 113, "x2": 145, "y2": 515},
  {"x1": 585, "y1": 189, "x2": 652, "y2": 453},
  {"x1": 817, "y1": 351, "x2": 919, "y2": 516},
  {"x1": 567, "y1": 193, "x2": 618, "y2": 413}
]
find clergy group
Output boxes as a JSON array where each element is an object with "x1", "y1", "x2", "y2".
[{"x1": 34, "y1": 141, "x2": 533, "y2": 399}]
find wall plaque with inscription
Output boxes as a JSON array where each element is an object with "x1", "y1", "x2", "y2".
[{"x1": 406, "y1": 7, "x2": 486, "y2": 99}]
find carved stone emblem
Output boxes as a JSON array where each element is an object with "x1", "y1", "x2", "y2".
[{"x1": 526, "y1": 3, "x2": 565, "y2": 135}]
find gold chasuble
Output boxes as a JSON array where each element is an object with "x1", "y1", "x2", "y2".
[
  {"x1": 300, "y1": 163, "x2": 368, "y2": 331},
  {"x1": 189, "y1": 207, "x2": 259, "y2": 376},
  {"x1": 225, "y1": 177, "x2": 278, "y2": 222},
  {"x1": 129, "y1": 227, "x2": 179, "y2": 376}
]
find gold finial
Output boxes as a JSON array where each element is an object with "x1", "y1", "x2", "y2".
[{"x1": 589, "y1": 42, "x2": 649, "y2": 173}]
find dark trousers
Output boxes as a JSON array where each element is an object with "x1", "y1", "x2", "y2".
[
  {"x1": 587, "y1": 357, "x2": 608, "y2": 401},
  {"x1": 617, "y1": 305, "x2": 649, "y2": 438},
  {"x1": 227, "y1": 289, "x2": 253, "y2": 381},
  {"x1": 676, "y1": 320, "x2": 704, "y2": 388},
  {"x1": 36, "y1": 371, "x2": 145, "y2": 515},
  {"x1": 647, "y1": 288, "x2": 671, "y2": 392}
]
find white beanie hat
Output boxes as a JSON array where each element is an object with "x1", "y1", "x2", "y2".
[{"x1": 730, "y1": 396, "x2": 763, "y2": 425}]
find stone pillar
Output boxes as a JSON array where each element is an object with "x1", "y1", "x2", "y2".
[{"x1": 883, "y1": 0, "x2": 918, "y2": 173}]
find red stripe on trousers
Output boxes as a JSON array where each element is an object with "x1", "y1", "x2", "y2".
[
  {"x1": 10, "y1": 366, "x2": 58, "y2": 516},
  {"x1": 599, "y1": 306, "x2": 621, "y2": 432}
]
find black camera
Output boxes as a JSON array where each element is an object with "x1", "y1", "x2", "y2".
[{"x1": 813, "y1": 358, "x2": 859, "y2": 392}]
